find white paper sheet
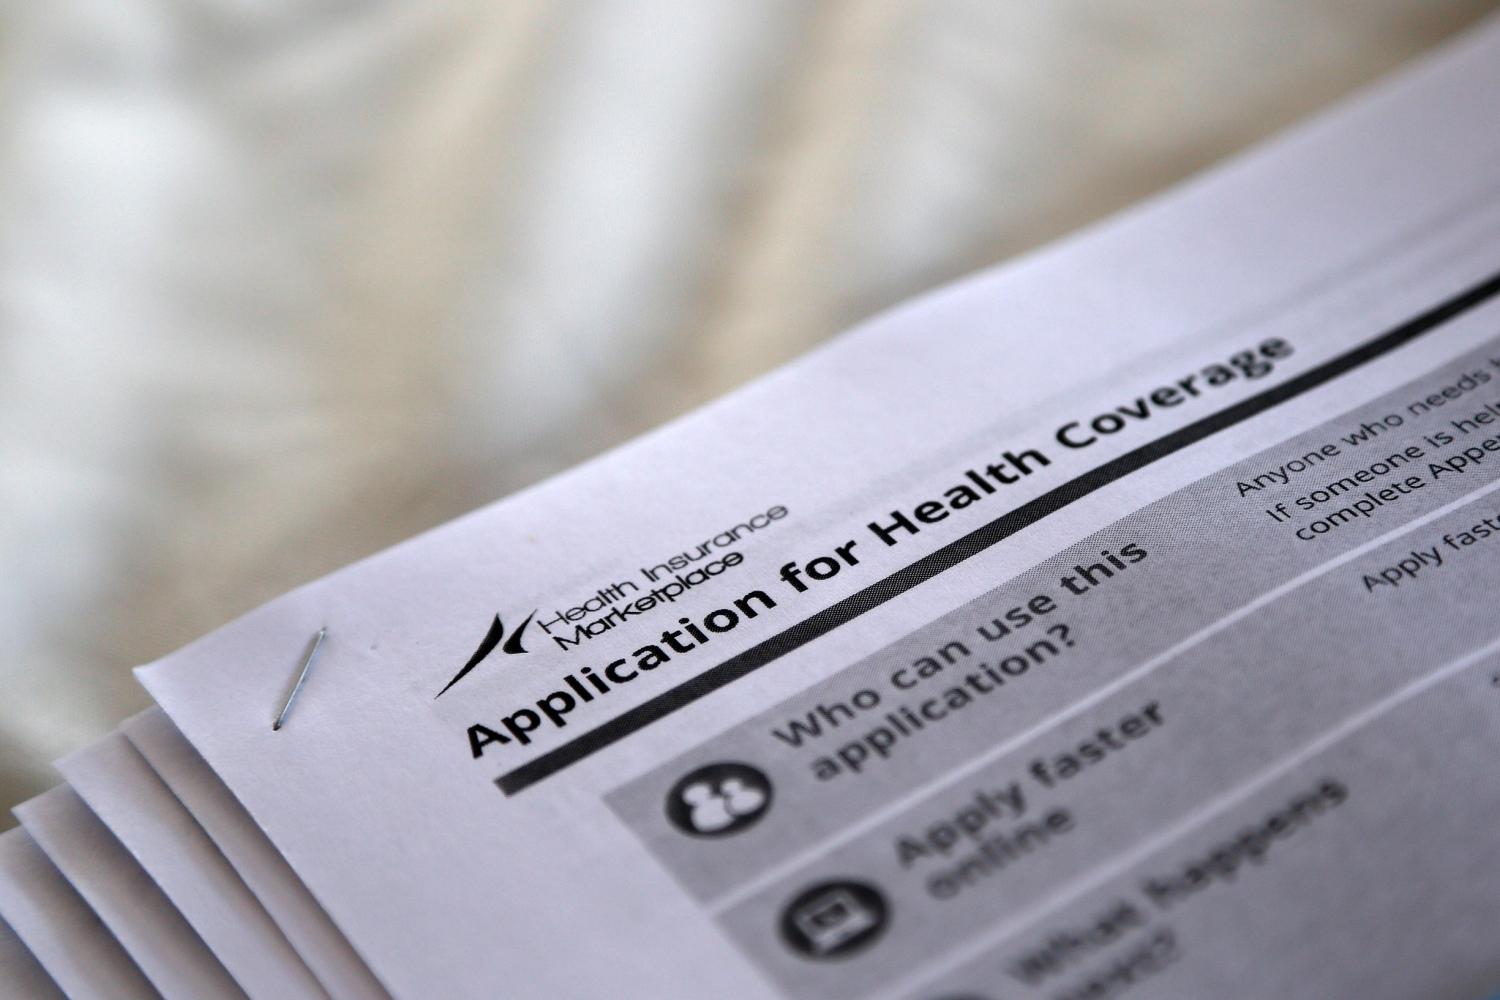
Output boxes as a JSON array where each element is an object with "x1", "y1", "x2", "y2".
[
  {"x1": 0, "y1": 828, "x2": 143, "y2": 1000},
  {"x1": 137, "y1": 18, "x2": 1500, "y2": 1000},
  {"x1": 125, "y1": 707, "x2": 391, "y2": 1000},
  {"x1": 13, "y1": 786, "x2": 244, "y2": 999},
  {"x1": 0, "y1": 912, "x2": 66, "y2": 1000},
  {"x1": 56, "y1": 731, "x2": 326, "y2": 998}
]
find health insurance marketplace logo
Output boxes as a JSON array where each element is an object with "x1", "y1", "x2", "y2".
[
  {"x1": 433, "y1": 610, "x2": 536, "y2": 699},
  {"x1": 431, "y1": 505, "x2": 790, "y2": 700}
]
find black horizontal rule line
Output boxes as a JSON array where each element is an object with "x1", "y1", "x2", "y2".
[{"x1": 496, "y1": 266, "x2": 1500, "y2": 795}]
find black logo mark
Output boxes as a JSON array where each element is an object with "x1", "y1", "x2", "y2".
[{"x1": 434, "y1": 611, "x2": 535, "y2": 699}]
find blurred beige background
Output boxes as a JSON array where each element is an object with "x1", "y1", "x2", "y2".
[{"x1": 2, "y1": 0, "x2": 1496, "y2": 827}]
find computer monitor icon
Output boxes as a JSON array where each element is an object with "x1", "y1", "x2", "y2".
[{"x1": 781, "y1": 880, "x2": 888, "y2": 960}]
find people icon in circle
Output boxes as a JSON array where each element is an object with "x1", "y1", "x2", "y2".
[{"x1": 665, "y1": 762, "x2": 773, "y2": 837}]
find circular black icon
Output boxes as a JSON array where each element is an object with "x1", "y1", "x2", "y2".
[
  {"x1": 664, "y1": 762, "x2": 773, "y2": 837},
  {"x1": 779, "y1": 880, "x2": 888, "y2": 960}
]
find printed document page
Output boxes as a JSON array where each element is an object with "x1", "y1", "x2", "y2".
[
  {"x1": 55, "y1": 731, "x2": 326, "y2": 997},
  {"x1": 123, "y1": 707, "x2": 391, "y2": 1000},
  {"x1": 0, "y1": 913, "x2": 66, "y2": 1000},
  {"x1": 139, "y1": 19, "x2": 1500, "y2": 1000},
  {"x1": 13, "y1": 786, "x2": 245, "y2": 999},
  {"x1": 0, "y1": 829, "x2": 151, "y2": 1000}
]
